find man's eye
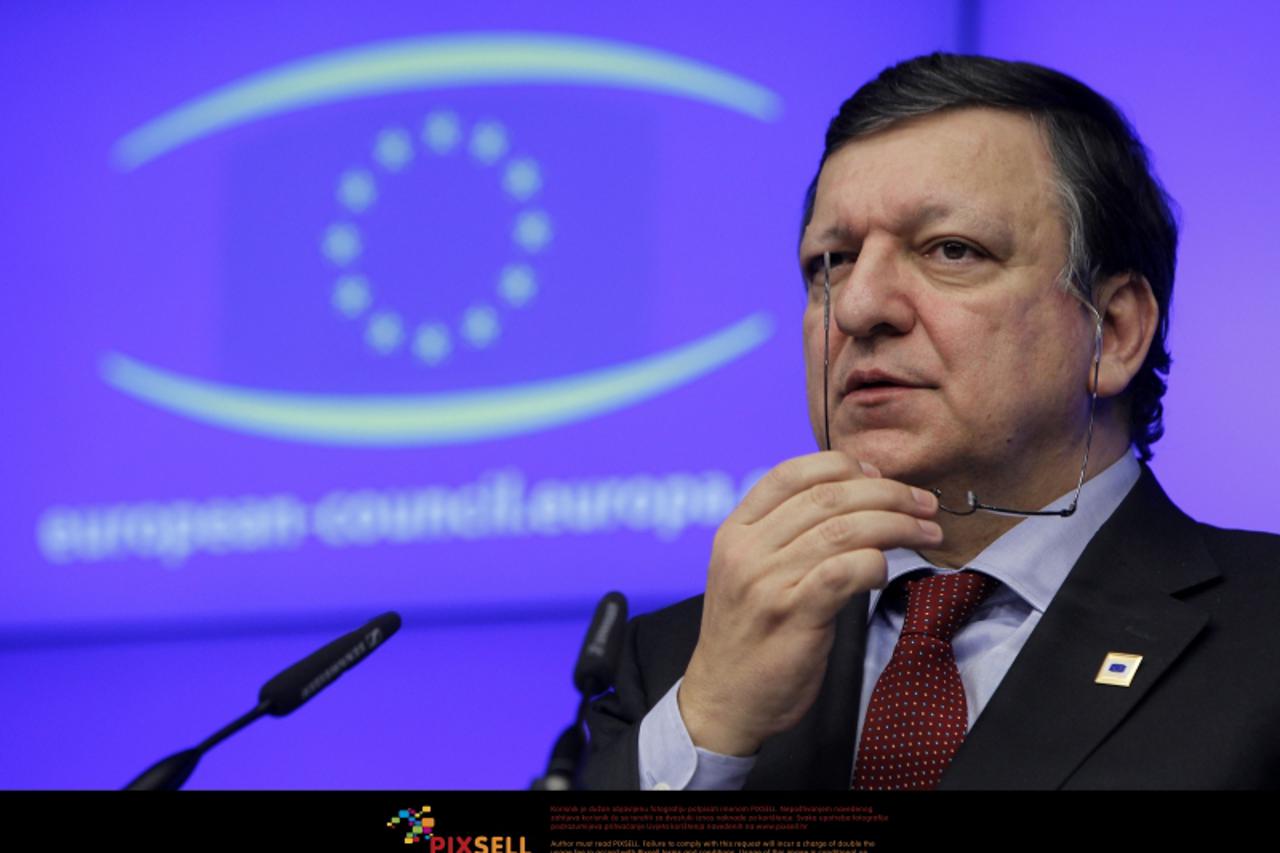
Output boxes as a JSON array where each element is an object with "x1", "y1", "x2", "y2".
[
  {"x1": 935, "y1": 240, "x2": 981, "y2": 261},
  {"x1": 812, "y1": 251, "x2": 855, "y2": 275},
  {"x1": 803, "y1": 251, "x2": 854, "y2": 289},
  {"x1": 804, "y1": 256, "x2": 825, "y2": 282}
]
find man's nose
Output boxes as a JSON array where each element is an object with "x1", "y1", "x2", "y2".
[{"x1": 831, "y1": 241, "x2": 917, "y2": 341}]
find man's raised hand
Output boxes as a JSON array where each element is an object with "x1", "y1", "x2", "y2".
[{"x1": 678, "y1": 451, "x2": 942, "y2": 757}]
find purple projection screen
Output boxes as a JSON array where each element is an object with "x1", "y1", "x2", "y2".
[{"x1": 6, "y1": 3, "x2": 953, "y2": 633}]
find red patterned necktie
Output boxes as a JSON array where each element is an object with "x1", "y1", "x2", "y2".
[{"x1": 851, "y1": 570, "x2": 999, "y2": 790}]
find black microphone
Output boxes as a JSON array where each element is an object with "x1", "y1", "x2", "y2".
[
  {"x1": 573, "y1": 591, "x2": 627, "y2": 698},
  {"x1": 259, "y1": 611, "x2": 400, "y2": 715},
  {"x1": 532, "y1": 592, "x2": 628, "y2": 790},
  {"x1": 125, "y1": 611, "x2": 401, "y2": 790}
]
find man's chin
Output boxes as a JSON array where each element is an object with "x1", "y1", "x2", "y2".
[{"x1": 827, "y1": 437, "x2": 951, "y2": 487}]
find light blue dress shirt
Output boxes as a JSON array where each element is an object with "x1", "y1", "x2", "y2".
[{"x1": 637, "y1": 453, "x2": 1141, "y2": 790}]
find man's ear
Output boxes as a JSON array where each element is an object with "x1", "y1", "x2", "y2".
[{"x1": 1090, "y1": 272, "x2": 1159, "y2": 398}]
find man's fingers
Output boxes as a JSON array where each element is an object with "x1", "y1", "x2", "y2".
[
  {"x1": 755, "y1": 478, "x2": 938, "y2": 551},
  {"x1": 787, "y1": 548, "x2": 889, "y2": 625},
  {"x1": 731, "y1": 451, "x2": 865, "y2": 525},
  {"x1": 783, "y1": 509, "x2": 943, "y2": 569}
]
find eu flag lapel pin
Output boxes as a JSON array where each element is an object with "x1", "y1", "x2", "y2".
[{"x1": 1095, "y1": 652, "x2": 1143, "y2": 687}]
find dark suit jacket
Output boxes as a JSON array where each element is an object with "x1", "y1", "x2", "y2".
[{"x1": 583, "y1": 469, "x2": 1280, "y2": 789}]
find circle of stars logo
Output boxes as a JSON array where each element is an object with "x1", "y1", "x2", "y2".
[{"x1": 321, "y1": 110, "x2": 551, "y2": 366}]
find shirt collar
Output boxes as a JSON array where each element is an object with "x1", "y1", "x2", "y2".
[{"x1": 873, "y1": 452, "x2": 1141, "y2": 614}]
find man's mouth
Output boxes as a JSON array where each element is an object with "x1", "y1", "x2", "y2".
[{"x1": 842, "y1": 369, "x2": 928, "y2": 396}]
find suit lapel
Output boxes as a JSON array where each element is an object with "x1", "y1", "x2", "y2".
[
  {"x1": 745, "y1": 591, "x2": 868, "y2": 789},
  {"x1": 939, "y1": 469, "x2": 1220, "y2": 789}
]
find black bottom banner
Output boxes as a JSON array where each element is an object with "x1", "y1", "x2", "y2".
[{"x1": 0, "y1": 789, "x2": 1253, "y2": 850}]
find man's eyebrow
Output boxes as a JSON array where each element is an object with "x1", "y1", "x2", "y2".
[
  {"x1": 807, "y1": 223, "x2": 855, "y2": 245},
  {"x1": 802, "y1": 202, "x2": 1018, "y2": 264},
  {"x1": 806, "y1": 203, "x2": 1014, "y2": 242},
  {"x1": 799, "y1": 223, "x2": 861, "y2": 262},
  {"x1": 907, "y1": 202, "x2": 1014, "y2": 246}
]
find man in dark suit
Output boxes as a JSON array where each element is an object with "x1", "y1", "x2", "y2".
[{"x1": 583, "y1": 54, "x2": 1280, "y2": 790}]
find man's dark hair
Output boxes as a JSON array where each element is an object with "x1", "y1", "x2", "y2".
[{"x1": 804, "y1": 53, "x2": 1178, "y2": 461}]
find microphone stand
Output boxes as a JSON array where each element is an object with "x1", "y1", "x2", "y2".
[
  {"x1": 531, "y1": 698, "x2": 591, "y2": 791},
  {"x1": 125, "y1": 700, "x2": 271, "y2": 791},
  {"x1": 531, "y1": 592, "x2": 628, "y2": 790}
]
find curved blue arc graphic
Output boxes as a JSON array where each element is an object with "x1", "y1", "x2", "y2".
[
  {"x1": 102, "y1": 313, "x2": 774, "y2": 446},
  {"x1": 113, "y1": 32, "x2": 783, "y2": 170}
]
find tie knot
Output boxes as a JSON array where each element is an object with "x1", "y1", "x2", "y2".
[{"x1": 901, "y1": 571, "x2": 998, "y2": 642}]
